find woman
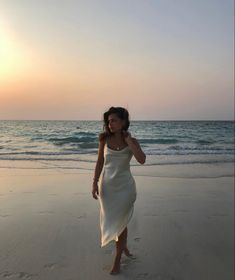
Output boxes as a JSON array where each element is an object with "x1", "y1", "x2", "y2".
[{"x1": 92, "y1": 106, "x2": 146, "y2": 275}]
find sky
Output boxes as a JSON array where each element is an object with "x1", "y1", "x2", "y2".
[{"x1": 0, "y1": 0, "x2": 234, "y2": 120}]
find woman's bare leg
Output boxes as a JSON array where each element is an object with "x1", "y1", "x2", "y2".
[
  {"x1": 123, "y1": 227, "x2": 133, "y2": 257},
  {"x1": 110, "y1": 227, "x2": 127, "y2": 274}
]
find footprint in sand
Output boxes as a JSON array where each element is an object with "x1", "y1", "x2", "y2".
[
  {"x1": 0, "y1": 214, "x2": 11, "y2": 218},
  {"x1": 134, "y1": 237, "x2": 141, "y2": 242},
  {"x1": 17, "y1": 271, "x2": 38, "y2": 279},
  {"x1": 44, "y1": 262, "x2": 67, "y2": 269},
  {"x1": 74, "y1": 213, "x2": 87, "y2": 219},
  {"x1": 44, "y1": 262, "x2": 57, "y2": 269},
  {"x1": 0, "y1": 271, "x2": 38, "y2": 279},
  {"x1": 0, "y1": 271, "x2": 12, "y2": 278}
]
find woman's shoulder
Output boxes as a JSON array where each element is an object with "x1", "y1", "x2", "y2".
[{"x1": 98, "y1": 132, "x2": 108, "y2": 143}]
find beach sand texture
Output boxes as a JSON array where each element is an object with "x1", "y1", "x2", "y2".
[{"x1": 0, "y1": 164, "x2": 234, "y2": 280}]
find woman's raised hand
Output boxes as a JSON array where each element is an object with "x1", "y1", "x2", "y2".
[{"x1": 123, "y1": 130, "x2": 132, "y2": 144}]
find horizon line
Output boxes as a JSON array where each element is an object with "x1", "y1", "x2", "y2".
[{"x1": 0, "y1": 119, "x2": 234, "y2": 122}]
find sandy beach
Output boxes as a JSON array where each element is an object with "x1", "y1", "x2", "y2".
[{"x1": 0, "y1": 162, "x2": 234, "y2": 280}]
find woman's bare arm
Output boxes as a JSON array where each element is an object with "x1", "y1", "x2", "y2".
[
  {"x1": 126, "y1": 137, "x2": 146, "y2": 164},
  {"x1": 93, "y1": 139, "x2": 105, "y2": 183}
]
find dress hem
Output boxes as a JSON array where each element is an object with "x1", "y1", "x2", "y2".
[{"x1": 100, "y1": 206, "x2": 134, "y2": 248}]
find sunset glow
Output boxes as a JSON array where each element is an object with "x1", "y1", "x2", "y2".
[
  {"x1": 0, "y1": 21, "x2": 22, "y2": 81},
  {"x1": 0, "y1": 1, "x2": 233, "y2": 120}
]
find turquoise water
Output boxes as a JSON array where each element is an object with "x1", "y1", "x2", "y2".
[{"x1": 0, "y1": 120, "x2": 234, "y2": 169}]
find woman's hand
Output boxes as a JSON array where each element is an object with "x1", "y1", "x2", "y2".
[
  {"x1": 122, "y1": 132, "x2": 146, "y2": 164},
  {"x1": 92, "y1": 182, "x2": 99, "y2": 200},
  {"x1": 122, "y1": 130, "x2": 132, "y2": 144}
]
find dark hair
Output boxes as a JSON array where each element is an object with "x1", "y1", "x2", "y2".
[{"x1": 99, "y1": 107, "x2": 130, "y2": 141}]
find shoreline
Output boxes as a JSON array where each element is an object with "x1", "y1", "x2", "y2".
[{"x1": 0, "y1": 160, "x2": 234, "y2": 179}]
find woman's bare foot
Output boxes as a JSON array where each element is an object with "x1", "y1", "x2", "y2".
[
  {"x1": 123, "y1": 246, "x2": 133, "y2": 257},
  {"x1": 110, "y1": 265, "x2": 120, "y2": 275},
  {"x1": 110, "y1": 261, "x2": 120, "y2": 275}
]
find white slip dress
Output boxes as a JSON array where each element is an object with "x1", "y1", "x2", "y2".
[{"x1": 98, "y1": 140, "x2": 137, "y2": 248}]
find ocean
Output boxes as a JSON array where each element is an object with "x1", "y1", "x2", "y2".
[{"x1": 0, "y1": 120, "x2": 234, "y2": 176}]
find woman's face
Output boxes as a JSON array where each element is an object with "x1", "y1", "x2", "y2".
[{"x1": 107, "y1": 113, "x2": 125, "y2": 133}]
